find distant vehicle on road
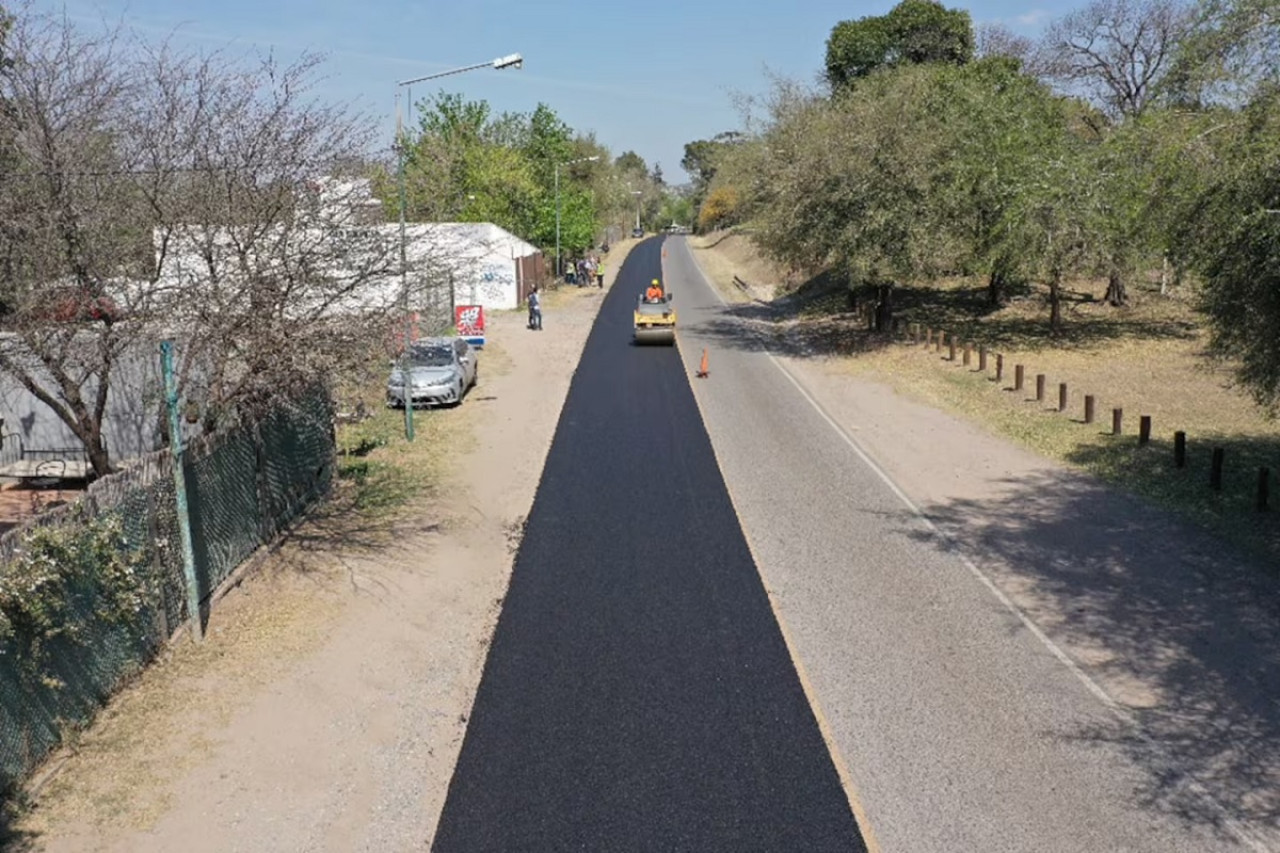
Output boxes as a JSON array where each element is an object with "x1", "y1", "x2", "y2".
[
  {"x1": 631, "y1": 227, "x2": 644, "y2": 238},
  {"x1": 386, "y1": 337, "x2": 478, "y2": 409}
]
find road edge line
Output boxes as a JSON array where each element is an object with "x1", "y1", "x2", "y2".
[{"x1": 665, "y1": 238, "x2": 884, "y2": 853}]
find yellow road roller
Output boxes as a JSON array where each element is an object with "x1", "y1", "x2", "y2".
[{"x1": 633, "y1": 286, "x2": 677, "y2": 346}]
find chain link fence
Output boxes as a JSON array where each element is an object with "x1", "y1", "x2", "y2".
[{"x1": 0, "y1": 383, "x2": 335, "y2": 793}]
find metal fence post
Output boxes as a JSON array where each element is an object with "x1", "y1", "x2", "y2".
[{"x1": 160, "y1": 340, "x2": 203, "y2": 642}]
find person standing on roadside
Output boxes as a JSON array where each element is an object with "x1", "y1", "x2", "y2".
[
  {"x1": 595, "y1": 257, "x2": 605, "y2": 288},
  {"x1": 527, "y1": 286, "x2": 542, "y2": 330}
]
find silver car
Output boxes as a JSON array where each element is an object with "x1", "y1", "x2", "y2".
[{"x1": 386, "y1": 337, "x2": 478, "y2": 409}]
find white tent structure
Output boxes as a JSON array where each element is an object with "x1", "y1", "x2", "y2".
[{"x1": 396, "y1": 222, "x2": 540, "y2": 311}]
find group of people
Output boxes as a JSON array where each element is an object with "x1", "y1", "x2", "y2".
[{"x1": 565, "y1": 255, "x2": 605, "y2": 288}]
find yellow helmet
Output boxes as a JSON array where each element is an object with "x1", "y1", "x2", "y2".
[{"x1": 651, "y1": 279, "x2": 660, "y2": 286}]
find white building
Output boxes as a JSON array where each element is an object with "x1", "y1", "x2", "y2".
[{"x1": 152, "y1": 177, "x2": 543, "y2": 314}]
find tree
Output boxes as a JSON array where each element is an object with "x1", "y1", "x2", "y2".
[
  {"x1": 697, "y1": 185, "x2": 740, "y2": 232},
  {"x1": 825, "y1": 0, "x2": 974, "y2": 89},
  {"x1": 1187, "y1": 91, "x2": 1280, "y2": 412},
  {"x1": 615, "y1": 150, "x2": 646, "y2": 173},
  {"x1": 1036, "y1": 0, "x2": 1197, "y2": 118},
  {"x1": 650, "y1": 163, "x2": 664, "y2": 186},
  {"x1": 1166, "y1": 0, "x2": 1280, "y2": 106},
  {"x1": 930, "y1": 59, "x2": 1075, "y2": 305},
  {"x1": 0, "y1": 7, "x2": 403, "y2": 476}
]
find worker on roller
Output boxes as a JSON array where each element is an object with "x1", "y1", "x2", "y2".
[{"x1": 645, "y1": 278, "x2": 664, "y2": 302}]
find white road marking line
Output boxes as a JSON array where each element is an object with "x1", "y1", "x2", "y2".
[{"x1": 672, "y1": 238, "x2": 1273, "y2": 853}]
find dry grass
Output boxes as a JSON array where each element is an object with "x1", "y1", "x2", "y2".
[
  {"x1": 688, "y1": 231, "x2": 788, "y2": 303},
  {"x1": 691, "y1": 230, "x2": 1280, "y2": 567}
]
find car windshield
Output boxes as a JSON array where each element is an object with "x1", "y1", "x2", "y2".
[{"x1": 408, "y1": 345, "x2": 454, "y2": 368}]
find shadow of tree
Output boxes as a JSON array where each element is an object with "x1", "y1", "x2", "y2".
[
  {"x1": 902, "y1": 469, "x2": 1280, "y2": 837},
  {"x1": 701, "y1": 274, "x2": 1202, "y2": 361},
  {"x1": 1064, "y1": 434, "x2": 1280, "y2": 568}
]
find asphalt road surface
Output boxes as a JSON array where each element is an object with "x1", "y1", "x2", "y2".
[
  {"x1": 430, "y1": 238, "x2": 869, "y2": 852},
  {"x1": 660, "y1": 235, "x2": 1265, "y2": 853}
]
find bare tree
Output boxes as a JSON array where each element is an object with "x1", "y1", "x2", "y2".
[
  {"x1": 1036, "y1": 0, "x2": 1197, "y2": 118},
  {"x1": 0, "y1": 5, "x2": 437, "y2": 476},
  {"x1": 975, "y1": 22, "x2": 1037, "y2": 69},
  {"x1": 0, "y1": 5, "x2": 145, "y2": 476}
]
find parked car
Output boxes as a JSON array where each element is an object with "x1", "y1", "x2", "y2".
[
  {"x1": 386, "y1": 337, "x2": 478, "y2": 409},
  {"x1": 631, "y1": 227, "x2": 644, "y2": 238}
]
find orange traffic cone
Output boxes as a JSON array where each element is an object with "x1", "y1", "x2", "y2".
[{"x1": 696, "y1": 348, "x2": 709, "y2": 378}]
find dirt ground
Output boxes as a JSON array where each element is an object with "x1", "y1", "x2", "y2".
[{"x1": 7, "y1": 244, "x2": 629, "y2": 853}]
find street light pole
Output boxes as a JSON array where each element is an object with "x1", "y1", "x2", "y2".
[
  {"x1": 555, "y1": 155, "x2": 599, "y2": 282},
  {"x1": 393, "y1": 53, "x2": 522, "y2": 441},
  {"x1": 631, "y1": 189, "x2": 643, "y2": 233}
]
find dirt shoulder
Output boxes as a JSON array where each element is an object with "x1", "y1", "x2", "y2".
[
  {"x1": 8, "y1": 241, "x2": 634, "y2": 853},
  {"x1": 686, "y1": 235, "x2": 1280, "y2": 843}
]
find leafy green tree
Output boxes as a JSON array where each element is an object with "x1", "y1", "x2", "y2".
[
  {"x1": 1186, "y1": 91, "x2": 1280, "y2": 411},
  {"x1": 615, "y1": 150, "x2": 646, "y2": 173},
  {"x1": 930, "y1": 58, "x2": 1074, "y2": 305},
  {"x1": 825, "y1": 0, "x2": 974, "y2": 89}
]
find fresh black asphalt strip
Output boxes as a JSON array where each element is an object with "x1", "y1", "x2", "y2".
[{"x1": 430, "y1": 238, "x2": 870, "y2": 852}]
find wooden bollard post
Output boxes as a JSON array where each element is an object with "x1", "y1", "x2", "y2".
[
  {"x1": 978, "y1": 347, "x2": 987, "y2": 372},
  {"x1": 913, "y1": 324, "x2": 921, "y2": 345},
  {"x1": 936, "y1": 331, "x2": 944, "y2": 354},
  {"x1": 1174, "y1": 431, "x2": 1187, "y2": 468},
  {"x1": 925, "y1": 328, "x2": 933, "y2": 346},
  {"x1": 1210, "y1": 447, "x2": 1224, "y2": 491},
  {"x1": 996, "y1": 354, "x2": 1004, "y2": 382},
  {"x1": 949, "y1": 339, "x2": 957, "y2": 361},
  {"x1": 1036, "y1": 374, "x2": 1046, "y2": 402},
  {"x1": 1259, "y1": 467, "x2": 1271, "y2": 512},
  {"x1": 1139, "y1": 415, "x2": 1152, "y2": 445},
  {"x1": 1084, "y1": 395, "x2": 1095, "y2": 424},
  {"x1": 1113, "y1": 408, "x2": 1123, "y2": 435},
  {"x1": 962, "y1": 343, "x2": 971, "y2": 366},
  {"x1": 1058, "y1": 382, "x2": 1068, "y2": 412},
  {"x1": 1014, "y1": 364, "x2": 1024, "y2": 391}
]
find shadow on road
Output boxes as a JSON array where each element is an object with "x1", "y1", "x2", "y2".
[{"x1": 901, "y1": 469, "x2": 1280, "y2": 839}]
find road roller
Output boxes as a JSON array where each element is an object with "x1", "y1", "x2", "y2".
[{"x1": 633, "y1": 288, "x2": 677, "y2": 345}]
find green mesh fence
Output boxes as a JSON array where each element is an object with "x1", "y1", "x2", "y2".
[{"x1": 0, "y1": 384, "x2": 335, "y2": 793}]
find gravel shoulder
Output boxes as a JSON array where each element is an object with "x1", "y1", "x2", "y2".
[{"x1": 10, "y1": 246, "x2": 627, "y2": 853}]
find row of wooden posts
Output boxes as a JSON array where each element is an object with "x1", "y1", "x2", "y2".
[{"x1": 891, "y1": 320, "x2": 1274, "y2": 513}]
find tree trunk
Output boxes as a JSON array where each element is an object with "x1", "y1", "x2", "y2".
[
  {"x1": 987, "y1": 269, "x2": 1006, "y2": 307},
  {"x1": 1049, "y1": 269, "x2": 1063, "y2": 335},
  {"x1": 85, "y1": 427, "x2": 111, "y2": 479},
  {"x1": 1104, "y1": 269, "x2": 1127, "y2": 306},
  {"x1": 875, "y1": 283, "x2": 894, "y2": 332}
]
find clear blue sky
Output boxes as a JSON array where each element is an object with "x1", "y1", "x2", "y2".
[{"x1": 57, "y1": 0, "x2": 1059, "y2": 184}]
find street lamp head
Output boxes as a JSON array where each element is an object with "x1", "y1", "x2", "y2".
[{"x1": 493, "y1": 53, "x2": 523, "y2": 70}]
